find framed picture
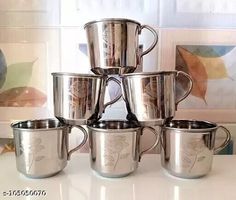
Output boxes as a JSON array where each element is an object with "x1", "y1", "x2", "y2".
[
  {"x1": 159, "y1": 29, "x2": 236, "y2": 122},
  {"x1": 160, "y1": 0, "x2": 236, "y2": 28},
  {"x1": 0, "y1": 28, "x2": 60, "y2": 138}
]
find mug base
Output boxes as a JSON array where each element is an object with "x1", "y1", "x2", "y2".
[
  {"x1": 91, "y1": 66, "x2": 136, "y2": 75},
  {"x1": 92, "y1": 169, "x2": 134, "y2": 178},
  {"x1": 19, "y1": 170, "x2": 62, "y2": 179},
  {"x1": 163, "y1": 168, "x2": 209, "y2": 179},
  {"x1": 136, "y1": 120, "x2": 166, "y2": 127},
  {"x1": 126, "y1": 114, "x2": 173, "y2": 127}
]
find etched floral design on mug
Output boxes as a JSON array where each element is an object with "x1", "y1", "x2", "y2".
[
  {"x1": 103, "y1": 135, "x2": 130, "y2": 170},
  {"x1": 102, "y1": 25, "x2": 123, "y2": 66},
  {"x1": 68, "y1": 79, "x2": 93, "y2": 114},
  {"x1": 102, "y1": 25, "x2": 112, "y2": 60},
  {"x1": 20, "y1": 138, "x2": 45, "y2": 172},
  {"x1": 143, "y1": 79, "x2": 159, "y2": 116},
  {"x1": 181, "y1": 138, "x2": 206, "y2": 172}
]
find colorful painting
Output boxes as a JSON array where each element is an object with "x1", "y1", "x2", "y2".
[
  {"x1": 176, "y1": 45, "x2": 236, "y2": 109},
  {"x1": 0, "y1": 45, "x2": 47, "y2": 107}
]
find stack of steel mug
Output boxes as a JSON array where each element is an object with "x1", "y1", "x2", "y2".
[{"x1": 11, "y1": 18, "x2": 231, "y2": 179}]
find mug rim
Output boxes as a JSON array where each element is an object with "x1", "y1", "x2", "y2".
[
  {"x1": 84, "y1": 18, "x2": 141, "y2": 28},
  {"x1": 51, "y1": 72, "x2": 103, "y2": 79},
  {"x1": 87, "y1": 120, "x2": 141, "y2": 132},
  {"x1": 11, "y1": 118, "x2": 67, "y2": 131},
  {"x1": 164, "y1": 119, "x2": 218, "y2": 132}
]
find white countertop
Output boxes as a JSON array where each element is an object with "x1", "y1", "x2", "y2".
[{"x1": 1, "y1": 153, "x2": 236, "y2": 200}]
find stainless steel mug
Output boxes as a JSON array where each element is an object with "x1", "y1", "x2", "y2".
[
  {"x1": 84, "y1": 18, "x2": 158, "y2": 75},
  {"x1": 121, "y1": 71, "x2": 193, "y2": 126},
  {"x1": 11, "y1": 119, "x2": 88, "y2": 178},
  {"x1": 87, "y1": 120, "x2": 159, "y2": 178},
  {"x1": 52, "y1": 72, "x2": 121, "y2": 125},
  {"x1": 161, "y1": 120, "x2": 231, "y2": 178}
]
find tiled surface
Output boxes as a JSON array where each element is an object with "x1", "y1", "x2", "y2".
[
  {"x1": 60, "y1": 28, "x2": 91, "y2": 74},
  {"x1": 0, "y1": 0, "x2": 60, "y2": 26},
  {"x1": 160, "y1": 0, "x2": 236, "y2": 28},
  {"x1": 60, "y1": 0, "x2": 159, "y2": 26},
  {"x1": 0, "y1": 0, "x2": 236, "y2": 154},
  {"x1": 176, "y1": 0, "x2": 236, "y2": 14}
]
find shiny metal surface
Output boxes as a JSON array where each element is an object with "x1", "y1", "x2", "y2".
[
  {"x1": 161, "y1": 120, "x2": 231, "y2": 178},
  {"x1": 11, "y1": 119, "x2": 88, "y2": 178},
  {"x1": 52, "y1": 72, "x2": 121, "y2": 125},
  {"x1": 121, "y1": 71, "x2": 193, "y2": 126},
  {"x1": 84, "y1": 18, "x2": 158, "y2": 75},
  {"x1": 87, "y1": 120, "x2": 159, "y2": 178}
]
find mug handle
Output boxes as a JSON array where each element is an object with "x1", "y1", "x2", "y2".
[
  {"x1": 103, "y1": 77, "x2": 122, "y2": 109},
  {"x1": 67, "y1": 125, "x2": 88, "y2": 160},
  {"x1": 139, "y1": 25, "x2": 158, "y2": 58},
  {"x1": 214, "y1": 126, "x2": 231, "y2": 154},
  {"x1": 175, "y1": 71, "x2": 193, "y2": 106},
  {"x1": 139, "y1": 126, "x2": 160, "y2": 161}
]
